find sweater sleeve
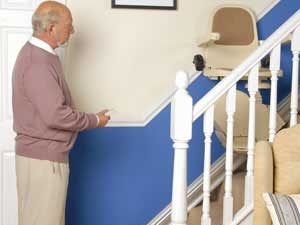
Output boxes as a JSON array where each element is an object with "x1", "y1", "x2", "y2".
[{"x1": 23, "y1": 64, "x2": 98, "y2": 131}]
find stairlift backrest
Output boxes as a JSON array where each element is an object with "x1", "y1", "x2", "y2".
[
  {"x1": 203, "y1": 5, "x2": 259, "y2": 69},
  {"x1": 212, "y1": 7, "x2": 255, "y2": 45}
]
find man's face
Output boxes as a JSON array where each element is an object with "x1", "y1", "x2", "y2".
[{"x1": 54, "y1": 10, "x2": 75, "y2": 46}]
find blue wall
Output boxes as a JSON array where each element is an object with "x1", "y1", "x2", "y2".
[
  {"x1": 66, "y1": 1, "x2": 300, "y2": 225},
  {"x1": 66, "y1": 76, "x2": 224, "y2": 225}
]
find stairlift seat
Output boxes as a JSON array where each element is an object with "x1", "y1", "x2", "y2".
[
  {"x1": 197, "y1": 4, "x2": 283, "y2": 84},
  {"x1": 199, "y1": 5, "x2": 258, "y2": 71}
]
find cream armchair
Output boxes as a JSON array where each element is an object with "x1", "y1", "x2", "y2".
[{"x1": 254, "y1": 124, "x2": 300, "y2": 225}]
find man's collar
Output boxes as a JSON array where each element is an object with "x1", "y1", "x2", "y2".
[{"x1": 29, "y1": 37, "x2": 57, "y2": 55}]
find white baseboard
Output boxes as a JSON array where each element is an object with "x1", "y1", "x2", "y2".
[{"x1": 146, "y1": 154, "x2": 247, "y2": 225}]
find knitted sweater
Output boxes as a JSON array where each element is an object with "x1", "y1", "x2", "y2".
[{"x1": 12, "y1": 42, "x2": 98, "y2": 162}]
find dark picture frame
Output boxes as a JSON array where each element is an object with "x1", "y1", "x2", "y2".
[{"x1": 111, "y1": 0, "x2": 177, "y2": 10}]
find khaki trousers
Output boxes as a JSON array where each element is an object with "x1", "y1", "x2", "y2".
[{"x1": 15, "y1": 155, "x2": 69, "y2": 225}]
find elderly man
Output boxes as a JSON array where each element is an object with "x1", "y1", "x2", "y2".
[{"x1": 12, "y1": 1, "x2": 109, "y2": 225}]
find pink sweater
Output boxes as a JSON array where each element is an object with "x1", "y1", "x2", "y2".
[{"x1": 12, "y1": 42, "x2": 98, "y2": 162}]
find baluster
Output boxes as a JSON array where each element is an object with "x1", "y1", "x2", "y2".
[
  {"x1": 269, "y1": 44, "x2": 281, "y2": 142},
  {"x1": 170, "y1": 71, "x2": 193, "y2": 225},
  {"x1": 201, "y1": 105, "x2": 214, "y2": 225},
  {"x1": 223, "y1": 84, "x2": 237, "y2": 225},
  {"x1": 290, "y1": 26, "x2": 300, "y2": 127},
  {"x1": 245, "y1": 64, "x2": 259, "y2": 205}
]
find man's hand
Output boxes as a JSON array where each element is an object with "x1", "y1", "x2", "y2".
[{"x1": 96, "y1": 109, "x2": 111, "y2": 127}]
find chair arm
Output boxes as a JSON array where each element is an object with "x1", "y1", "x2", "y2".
[
  {"x1": 254, "y1": 141, "x2": 274, "y2": 225},
  {"x1": 198, "y1": 32, "x2": 220, "y2": 47}
]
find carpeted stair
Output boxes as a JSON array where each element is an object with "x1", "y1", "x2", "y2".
[{"x1": 188, "y1": 171, "x2": 246, "y2": 225}]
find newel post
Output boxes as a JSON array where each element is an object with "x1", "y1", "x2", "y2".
[{"x1": 170, "y1": 71, "x2": 193, "y2": 225}]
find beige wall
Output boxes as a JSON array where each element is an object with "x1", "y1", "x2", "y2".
[{"x1": 65, "y1": 0, "x2": 276, "y2": 124}]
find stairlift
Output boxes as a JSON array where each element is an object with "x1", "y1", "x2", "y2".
[
  {"x1": 193, "y1": 4, "x2": 275, "y2": 78},
  {"x1": 193, "y1": 5, "x2": 287, "y2": 151}
]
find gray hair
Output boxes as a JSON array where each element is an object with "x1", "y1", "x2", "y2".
[{"x1": 32, "y1": 9, "x2": 61, "y2": 34}]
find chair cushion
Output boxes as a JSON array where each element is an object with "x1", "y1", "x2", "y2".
[
  {"x1": 273, "y1": 124, "x2": 300, "y2": 194},
  {"x1": 263, "y1": 193, "x2": 300, "y2": 225}
]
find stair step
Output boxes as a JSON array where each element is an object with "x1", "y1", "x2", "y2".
[
  {"x1": 234, "y1": 148, "x2": 248, "y2": 154},
  {"x1": 188, "y1": 172, "x2": 246, "y2": 225}
]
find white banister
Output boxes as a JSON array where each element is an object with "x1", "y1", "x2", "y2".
[
  {"x1": 269, "y1": 44, "x2": 281, "y2": 142},
  {"x1": 223, "y1": 84, "x2": 237, "y2": 225},
  {"x1": 193, "y1": 10, "x2": 300, "y2": 121},
  {"x1": 245, "y1": 64, "x2": 259, "y2": 205},
  {"x1": 170, "y1": 9, "x2": 300, "y2": 225},
  {"x1": 170, "y1": 71, "x2": 193, "y2": 225},
  {"x1": 290, "y1": 26, "x2": 300, "y2": 127},
  {"x1": 201, "y1": 105, "x2": 214, "y2": 225}
]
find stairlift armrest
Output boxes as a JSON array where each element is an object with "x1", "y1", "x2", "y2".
[{"x1": 198, "y1": 32, "x2": 220, "y2": 47}]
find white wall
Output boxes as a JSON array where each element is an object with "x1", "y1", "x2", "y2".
[{"x1": 65, "y1": 0, "x2": 277, "y2": 124}]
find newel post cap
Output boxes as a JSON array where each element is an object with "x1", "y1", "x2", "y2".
[
  {"x1": 171, "y1": 71, "x2": 193, "y2": 142},
  {"x1": 175, "y1": 70, "x2": 189, "y2": 89}
]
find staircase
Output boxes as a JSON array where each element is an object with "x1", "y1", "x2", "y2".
[
  {"x1": 186, "y1": 92, "x2": 294, "y2": 225},
  {"x1": 169, "y1": 9, "x2": 300, "y2": 225},
  {"x1": 188, "y1": 170, "x2": 246, "y2": 225}
]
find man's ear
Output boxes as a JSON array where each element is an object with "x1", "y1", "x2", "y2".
[{"x1": 46, "y1": 23, "x2": 55, "y2": 34}]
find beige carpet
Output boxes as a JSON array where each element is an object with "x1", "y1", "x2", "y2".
[{"x1": 188, "y1": 171, "x2": 246, "y2": 225}]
